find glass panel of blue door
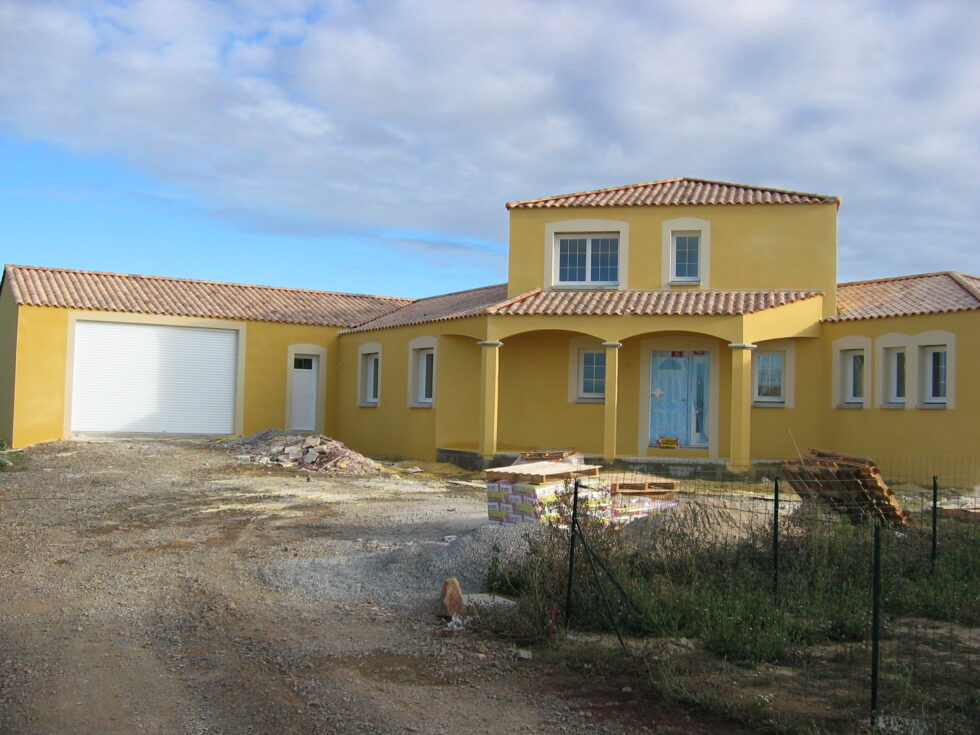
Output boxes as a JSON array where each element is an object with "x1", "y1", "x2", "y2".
[{"x1": 650, "y1": 350, "x2": 710, "y2": 448}]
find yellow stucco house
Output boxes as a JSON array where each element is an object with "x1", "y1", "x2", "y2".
[{"x1": 2, "y1": 178, "x2": 977, "y2": 474}]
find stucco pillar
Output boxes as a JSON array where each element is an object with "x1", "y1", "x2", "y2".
[
  {"x1": 477, "y1": 340, "x2": 502, "y2": 458},
  {"x1": 602, "y1": 342, "x2": 622, "y2": 463},
  {"x1": 727, "y1": 343, "x2": 756, "y2": 471}
]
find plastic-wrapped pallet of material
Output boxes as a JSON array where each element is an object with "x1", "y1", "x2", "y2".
[{"x1": 485, "y1": 460, "x2": 600, "y2": 527}]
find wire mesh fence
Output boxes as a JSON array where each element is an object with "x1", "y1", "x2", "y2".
[{"x1": 493, "y1": 454, "x2": 979, "y2": 732}]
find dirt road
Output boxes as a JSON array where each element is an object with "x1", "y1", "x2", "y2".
[{"x1": 0, "y1": 439, "x2": 739, "y2": 735}]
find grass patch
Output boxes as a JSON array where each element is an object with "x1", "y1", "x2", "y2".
[{"x1": 485, "y1": 490, "x2": 979, "y2": 732}]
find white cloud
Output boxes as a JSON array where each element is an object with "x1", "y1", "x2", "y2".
[{"x1": 0, "y1": 0, "x2": 978, "y2": 278}]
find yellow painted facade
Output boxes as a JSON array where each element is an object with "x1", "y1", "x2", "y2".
[
  {"x1": 0, "y1": 284, "x2": 19, "y2": 445},
  {"x1": 0, "y1": 304, "x2": 340, "y2": 448},
  {"x1": 1, "y1": 184, "x2": 976, "y2": 473},
  {"x1": 507, "y1": 203, "x2": 839, "y2": 317}
]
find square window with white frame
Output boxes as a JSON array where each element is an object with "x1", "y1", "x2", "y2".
[
  {"x1": 753, "y1": 351, "x2": 785, "y2": 403},
  {"x1": 415, "y1": 347, "x2": 434, "y2": 404},
  {"x1": 361, "y1": 352, "x2": 380, "y2": 405},
  {"x1": 671, "y1": 231, "x2": 701, "y2": 283},
  {"x1": 842, "y1": 349, "x2": 865, "y2": 404},
  {"x1": 922, "y1": 346, "x2": 947, "y2": 404},
  {"x1": 885, "y1": 347, "x2": 906, "y2": 404},
  {"x1": 556, "y1": 234, "x2": 619, "y2": 286},
  {"x1": 578, "y1": 350, "x2": 606, "y2": 399}
]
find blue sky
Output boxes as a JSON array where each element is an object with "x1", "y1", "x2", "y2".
[{"x1": 1, "y1": 0, "x2": 978, "y2": 298}]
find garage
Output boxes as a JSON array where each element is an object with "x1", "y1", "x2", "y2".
[{"x1": 70, "y1": 321, "x2": 238, "y2": 435}]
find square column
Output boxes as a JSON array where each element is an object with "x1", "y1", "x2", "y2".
[
  {"x1": 478, "y1": 340, "x2": 502, "y2": 458},
  {"x1": 727, "y1": 342, "x2": 756, "y2": 471},
  {"x1": 602, "y1": 341, "x2": 622, "y2": 463}
]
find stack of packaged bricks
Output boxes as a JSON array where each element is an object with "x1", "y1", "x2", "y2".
[{"x1": 485, "y1": 454, "x2": 676, "y2": 527}]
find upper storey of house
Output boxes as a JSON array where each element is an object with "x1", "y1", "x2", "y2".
[{"x1": 505, "y1": 177, "x2": 840, "y2": 317}]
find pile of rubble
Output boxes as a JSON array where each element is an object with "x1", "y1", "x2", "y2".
[{"x1": 221, "y1": 429, "x2": 384, "y2": 475}]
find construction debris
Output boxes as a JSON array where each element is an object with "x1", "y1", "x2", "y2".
[
  {"x1": 781, "y1": 449, "x2": 912, "y2": 526},
  {"x1": 219, "y1": 429, "x2": 384, "y2": 474}
]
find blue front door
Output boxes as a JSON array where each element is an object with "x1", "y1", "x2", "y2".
[{"x1": 650, "y1": 351, "x2": 710, "y2": 448}]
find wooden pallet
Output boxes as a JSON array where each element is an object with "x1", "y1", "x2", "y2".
[
  {"x1": 486, "y1": 461, "x2": 600, "y2": 483},
  {"x1": 781, "y1": 449, "x2": 912, "y2": 526},
  {"x1": 609, "y1": 480, "x2": 675, "y2": 500},
  {"x1": 516, "y1": 449, "x2": 579, "y2": 463}
]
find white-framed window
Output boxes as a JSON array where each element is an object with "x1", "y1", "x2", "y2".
[
  {"x1": 885, "y1": 347, "x2": 906, "y2": 404},
  {"x1": 360, "y1": 351, "x2": 380, "y2": 406},
  {"x1": 842, "y1": 349, "x2": 865, "y2": 404},
  {"x1": 555, "y1": 233, "x2": 619, "y2": 286},
  {"x1": 753, "y1": 351, "x2": 785, "y2": 403},
  {"x1": 671, "y1": 231, "x2": 701, "y2": 283},
  {"x1": 578, "y1": 350, "x2": 606, "y2": 399},
  {"x1": 661, "y1": 217, "x2": 710, "y2": 288},
  {"x1": 922, "y1": 346, "x2": 947, "y2": 404},
  {"x1": 415, "y1": 347, "x2": 434, "y2": 404}
]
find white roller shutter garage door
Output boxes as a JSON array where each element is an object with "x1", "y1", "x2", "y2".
[{"x1": 71, "y1": 321, "x2": 238, "y2": 434}]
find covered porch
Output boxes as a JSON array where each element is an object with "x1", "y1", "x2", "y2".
[{"x1": 440, "y1": 289, "x2": 823, "y2": 472}]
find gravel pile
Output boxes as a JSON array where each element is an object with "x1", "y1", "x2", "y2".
[
  {"x1": 275, "y1": 523, "x2": 543, "y2": 607},
  {"x1": 219, "y1": 428, "x2": 384, "y2": 474}
]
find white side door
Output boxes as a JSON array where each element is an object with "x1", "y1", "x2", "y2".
[{"x1": 290, "y1": 355, "x2": 318, "y2": 431}]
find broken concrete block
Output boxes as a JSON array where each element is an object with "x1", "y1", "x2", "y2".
[
  {"x1": 462, "y1": 593, "x2": 516, "y2": 610},
  {"x1": 303, "y1": 449, "x2": 320, "y2": 464},
  {"x1": 286, "y1": 447, "x2": 304, "y2": 460},
  {"x1": 441, "y1": 578, "x2": 467, "y2": 617},
  {"x1": 302, "y1": 436, "x2": 320, "y2": 448}
]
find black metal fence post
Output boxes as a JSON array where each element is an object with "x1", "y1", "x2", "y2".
[
  {"x1": 870, "y1": 522, "x2": 882, "y2": 722},
  {"x1": 772, "y1": 476, "x2": 780, "y2": 599},
  {"x1": 931, "y1": 475, "x2": 939, "y2": 568},
  {"x1": 563, "y1": 479, "x2": 581, "y2": 632}
]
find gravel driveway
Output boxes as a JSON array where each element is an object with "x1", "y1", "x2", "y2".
[
  {"x1": 0, "y1": 440, "x2": 652, "y2": 735},
  {"x1": 0, "y1": 439, "x2": 745, "y2": 735}
]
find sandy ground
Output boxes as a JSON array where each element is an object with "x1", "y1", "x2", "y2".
[{"x1": 0, "y1": 439, "x2": 748, "y2": 735}]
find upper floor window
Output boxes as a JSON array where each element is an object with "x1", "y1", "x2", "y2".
[
  {"x1": 672, "y1": 231, "x2": 701, "y2": 283},
  {"x1": 922, "y1": 346, "x2": 947, "y2": 404},
  {"x1": 556, "y1": 234, "x2": 618, "y2": 286},
  {"x1": 662, "y1": 217, "x2": 710, "y2": 288}
]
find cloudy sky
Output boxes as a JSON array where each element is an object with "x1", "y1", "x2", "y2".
[{"x1": 1, "y1": 0, "x2": 977, "y2": 298}]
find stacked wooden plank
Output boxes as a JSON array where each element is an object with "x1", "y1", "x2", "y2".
[
  {"x1": 780, "y1": 449, "x2": 913, "y2": 526},
  {"x1": 609, "y1": 479, "x2": 676, "y2": 500}
]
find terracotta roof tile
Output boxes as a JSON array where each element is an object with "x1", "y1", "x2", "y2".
[
  {"x1": 343, "y1": 285, "x2": 819, "y2": 333},
  {"x1": 507, "y1": 177, "x2": 839, "y2": 209},
  {"x1": 341, "y1": 284, "x2": 510, "y2": 334},
  {"x1": 828, "y1": 271, "x2": 980, "y2": 322},
  {"x1": 2, "y1": 265, "x2": 412, "y2": 328},
  {"x1": 489, "y1": 289, "x2": 820, "y2": 316}
]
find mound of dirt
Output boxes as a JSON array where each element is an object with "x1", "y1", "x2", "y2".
[{"x1": 220, "y1": 429, "x2": 384, "y2": 475}]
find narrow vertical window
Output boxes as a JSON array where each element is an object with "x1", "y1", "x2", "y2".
[
  {"x1": 416, "y1": 348, "x2": 434, "y2": 404},
  {"x1": 753, "y1": 351, "x2": 784, "y2": 403},
  {"x1": 887, "y1": 348, "x2": 906, "y2": 403},
  {"x1": 923, "y1": 347, "x2": 947, "y2": 404},
  {"x1": 578, "y1": 350, "x2": 606, "y2": 399},
  {"x1": 362, "y1": 352, "x2": 380, "y2": 405},
  {"x1": 842, "y1": 349, "x2": 864, "y2": 404}
]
